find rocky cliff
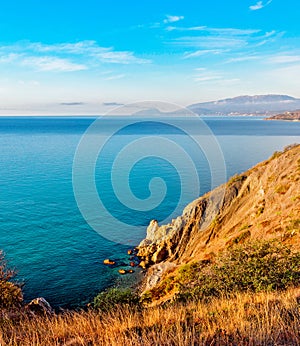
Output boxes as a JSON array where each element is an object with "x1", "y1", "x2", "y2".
[{"x1": 137, "y1": 144, "x2": 300, "y2": 293}]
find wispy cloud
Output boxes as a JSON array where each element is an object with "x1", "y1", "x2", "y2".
[
  {"x1": 167, "y1": 26, "x2": 263, "y2": 50},
  {"x1": 268, "y1": 54, "x2": 300, "y2": 64},
  {"x1": 163, "y1": 15, "x2": 184, "y2": 24},
  {"x1": 225, "y1": 55, "x2": 260, "y2": 63},
  {"x1": 172, "y1": 36, "x2": 247, "y2": 49},
  {"x1": 249, "y1": 0, "x2": 273, "y2": 11},
  {"x1": 21, "y1": 56, "x2": 87, "y2": 72},
  {"x1": 0, "y1": 40, "x2": 150, "y2": 73},
  {"x1": 167, "y1": 25, "x2": 281, "y2": 60},
  {"x1": 192, "y1": 68, "x2": 240, "y2": 85},
  {"x1": 104, "y1": 74, "x2": 126, "y2": 81},
  {"x1": 167, "y1": 26, "x2": 260, "y2": 36},
  {"x1": 28, "y1": 41, "x2": 150, "y2": 64},
  {"x1": 193, "y1": 68, "x2": 222, "y2": 82},
  {"x1": 0, "y1": 53, "x2": 21, "y2": 63},
  {"x1": 194, "y1": 75, "x2": 222, "y2": 82},
  {"x1": 183, "y1": 49, "x2": 227, "y2": 59}
]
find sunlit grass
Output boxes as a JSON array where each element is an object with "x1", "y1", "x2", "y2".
[{"x1": 1, "y1": 289, "x2": 300, "y2": 345}]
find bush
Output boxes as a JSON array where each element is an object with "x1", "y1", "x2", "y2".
[
  {"x1": 0, "y1": 250, "x2": 23, "y2": 308},
  {"x1": 175, "y1": 240, "x2": 300, "y2": 301},
  {"x1": 0, "y1": 281, "x2": 23, "y2": 308},
  {"x1": 93, "y1": 288, "x2": 140, "y2": 311}
]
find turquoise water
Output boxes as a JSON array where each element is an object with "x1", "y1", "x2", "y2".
[{"x1": 0, "y1": 116, "x2": 299, "y2": 307}]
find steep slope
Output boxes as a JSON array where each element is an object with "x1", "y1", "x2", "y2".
[{"x1": 137, "y1": 144, "x2": 300, "y2": 292}]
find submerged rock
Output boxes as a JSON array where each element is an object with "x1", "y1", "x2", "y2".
[{"x1": 103, "y1": 259, "x2": 116, "y2": 265}]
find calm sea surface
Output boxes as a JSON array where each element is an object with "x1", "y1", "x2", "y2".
[{"x1": 0, "y1": 116, "x2": 299, "y2": 307}]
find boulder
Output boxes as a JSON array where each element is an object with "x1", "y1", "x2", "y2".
[{"x1": 26, "y1": 297, "x2": 54, "y2": 316}]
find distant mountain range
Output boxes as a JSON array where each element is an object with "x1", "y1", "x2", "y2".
[{"x1": 188, "y1": 94, "x2": 300, "y2": 116}]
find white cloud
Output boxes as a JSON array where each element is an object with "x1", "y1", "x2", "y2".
[
  {"x1": 163, "y1": 15, "x2": 184, "y2": 24},
  {"x1": 0, "y1": 40, "x2": 150, "y2": 72},
  {"x1": 168, "y1": 26, "x2": 260, "y2": 36},
  {"x1": 21, "y1": 56, "x2": 87, "y2": 72},
  {"x1": 167, "y1": 25, "x2": 282, "y2": 62},
  {"x1": 93, "y1": 50, "x2": 148, "y2": 64},
  {"x1": 104, "y1": 74, "x2": 126, "y2": 81},
  {"x1": 0, "y1": 53, "x2": 22, "y2": 63},
  {"x1": 172, "y1": 36, "x2": 246, "y2": 49},
  {"x1": 192, "y1": 68, "x2": 240, "y2": 86},
  {"x1": 193, "y1": 69, "x2": 223, "y2": 82},
  {"x1": 183, "y1": 49, "x2": 227, "y2": 59},
  {"x1": 250, "y1": 1, "x2": 264, "y2": 10},
  {"x1": 268, "y1": 54, "x2": 300, "y2": 64},
  {"x1": 27, "y1": 41, "x2": 150, "y2": 64},
  {"x1": 249, "y1": 0, "x2": 272, "y2": 11},
  {"x1": 194, "y1": 75, "x2": 222, "y2": 82},
  {"x1": 225, "y1": 56, "x2": 260, "y2": 63}
]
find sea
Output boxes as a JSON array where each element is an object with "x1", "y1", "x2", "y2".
[{"x1": 0, "y1": 115, "x2": 299, "y2": 308}]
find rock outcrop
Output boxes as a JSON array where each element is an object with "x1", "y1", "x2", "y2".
[
  {"x1": 26, "y1": 297, "x2": 54, "y2": 316},
  {"x1": 267, "y1": 111, "x2": 300, "y2": 121},
  {"x1": 137, "y1": 144, "x2": 300, "y2": 292}
]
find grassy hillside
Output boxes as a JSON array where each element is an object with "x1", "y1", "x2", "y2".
[
  {"x1": 1, "y1": 289, "x2": 300, "y2": 345},
  {"x1": 0, "y1": 144, "x2": 299, "y2": 345},
  {"x1": 137, "y1": 144, "x2": 300, "y2": 304}
]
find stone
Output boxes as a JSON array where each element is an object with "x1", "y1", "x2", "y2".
[
  {"x1": 103, "y1": 259, "x2": 115, "y2": 265},
  {"x1": 139, "y1": 261, "x2": 147, "y2": 269},
  {"x1": 142, "y1": 262, "x2": 177, "y2": 292},
  {"x1": 26, "y1": 297, "x2": 54, "y2": 316}
]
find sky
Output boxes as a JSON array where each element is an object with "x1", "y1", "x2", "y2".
[{"x1": 0, "y1": 0, "x2": 300, "y2": 115}]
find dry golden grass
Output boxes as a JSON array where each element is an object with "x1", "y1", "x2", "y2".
[{"x1": 1, "y1": 288, "x2": 300, "y2": 345}]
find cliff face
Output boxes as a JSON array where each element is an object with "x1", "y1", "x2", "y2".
[{"x1": 137, "y1": 144, "x2": 300, "y2": 292}]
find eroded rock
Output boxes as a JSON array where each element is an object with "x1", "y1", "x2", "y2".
[{"x1": 26, "y1": 297, "x2": 54, "y2": 316}]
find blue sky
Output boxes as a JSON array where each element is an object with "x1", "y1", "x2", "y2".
[{"x1": 0, "y1": 0, "x2": 300, "y2": 114}]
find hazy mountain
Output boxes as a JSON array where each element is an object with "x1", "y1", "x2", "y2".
[{"x1": 188, "y1": 94, "x2": 300, "y2": 115}]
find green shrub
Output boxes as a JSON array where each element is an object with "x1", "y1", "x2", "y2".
[
  {"x1": 0, "y1": 251, "x2": 23, "y2": 308},
  {"x1": 177, "y1": 262, "x2": 199, "y2": 283},
  {"x1": 93, "y1": 288, "x2": 140, "y2": 311},
  {"x1": 175, "y1": 241, "x2": 300, "y2": 301}
]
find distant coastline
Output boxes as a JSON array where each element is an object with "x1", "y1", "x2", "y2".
[{"x1": 266, "y1": 111, "x2": 300, "y2": 121}]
